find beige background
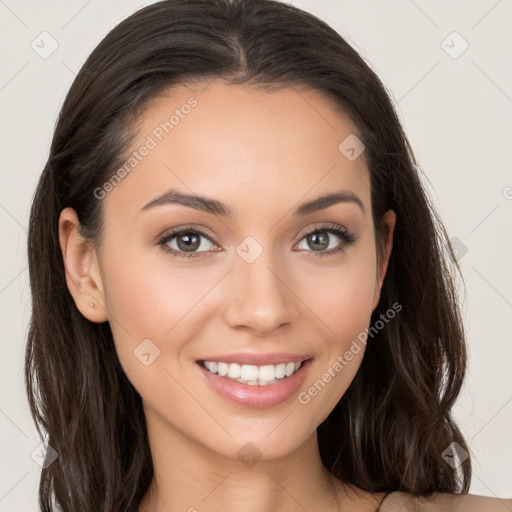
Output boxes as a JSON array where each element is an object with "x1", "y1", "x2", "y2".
[{"x1": 0, "y1": 1, "x2": 511, "y2": 510}]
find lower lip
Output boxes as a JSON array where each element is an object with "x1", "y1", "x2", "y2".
[{"x1": 196, "y1": 359, "x2": 314, "y2": 408}]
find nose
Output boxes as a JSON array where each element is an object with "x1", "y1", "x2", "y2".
[{"x1": 222, "y1": 249, "x2": 299, "y2": 335}]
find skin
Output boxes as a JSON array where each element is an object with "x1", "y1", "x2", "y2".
[{"x1": 59, "y1": 82, "x2": 396, "y2": 512}]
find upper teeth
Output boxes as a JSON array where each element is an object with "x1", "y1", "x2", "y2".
[{"x1": 203, "y1": 361, "x2": 301, "y2": 384}]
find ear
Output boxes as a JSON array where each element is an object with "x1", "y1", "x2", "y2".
[
  {"x1": 58, "y1": 207, "x2": 108, "y2": 323},
  {"x1": 371, "y1": 209, "x2": 396, "y2": 311}
]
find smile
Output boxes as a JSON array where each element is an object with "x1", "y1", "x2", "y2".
[
  {"x1": 196, "y1": 357, "x2": 314, "y2": 408},
  {"x1": 199, "y1": 360, "x2": 302, "y2": 385}
]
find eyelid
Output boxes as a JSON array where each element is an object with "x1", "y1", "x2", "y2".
[
  {"x1": 157, "y1": 223, "x2": 215, "y2": 240},
  {"x1": 298, "y1": 223, "x2": 352, "y2": 240}
]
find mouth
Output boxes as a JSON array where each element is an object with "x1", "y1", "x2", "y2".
[
  {"x1": 195, "y1": 356, "x2": 314, "y2": 408},
  {"x1": 197, "y1": 358, "x2": 310, "y2": 386}
]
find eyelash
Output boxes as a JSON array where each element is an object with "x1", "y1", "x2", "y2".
[{"x1": 157, "y1": 223, "x2": 356, "y2": 260}]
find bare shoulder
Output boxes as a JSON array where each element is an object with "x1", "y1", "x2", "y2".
[{"x1": 380, "y1": 491, "x2": 512, "y2": 512}]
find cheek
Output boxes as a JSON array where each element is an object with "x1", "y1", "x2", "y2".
[
  {"x1": 104, "y1": 238, "x2": 214, "y2": 328},
  {"x1": 297, "y1": 242, "x2": 377, "y2": 339},
  {"x1": 101, "y1": 244, "x2": 215, "y2": 374},
  {"x1": 295, "y1": 250, "x2": 376, "y2": 419}
]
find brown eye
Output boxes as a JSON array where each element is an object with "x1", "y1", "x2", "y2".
[
  {"x1": 158, "y1": 228, "x2": 217, "y2": 258},
  {"x1": 175, "y1": 232, "x2": 201, "y2": 252}
]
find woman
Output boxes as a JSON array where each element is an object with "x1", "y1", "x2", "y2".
[{"x1": 25, "y1": 1, "x2": 510, "y2": 511}]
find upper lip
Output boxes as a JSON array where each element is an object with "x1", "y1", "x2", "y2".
[{"x1": 197, "y1": 352, "x2": 313, "y2": 366}]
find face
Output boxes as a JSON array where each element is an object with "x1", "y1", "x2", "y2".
[{"x1": 60, "y1": 82, "x2": 395, "y2": 462}]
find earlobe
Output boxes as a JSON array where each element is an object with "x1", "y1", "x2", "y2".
[
  {"x1": 372, "y1": 210, "x2": 396, "y2": 311},
  {"x1": 58, "y1": 207, "x2": 108, "y2": 323}
]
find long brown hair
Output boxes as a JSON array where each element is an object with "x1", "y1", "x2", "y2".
[{"x1": 25, "y1": 0, "x2": 471, "y2": 510}]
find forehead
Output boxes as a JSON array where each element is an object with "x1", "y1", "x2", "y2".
[{"x1": 104, "y1": 82, "x2": 371, "y2": 221}]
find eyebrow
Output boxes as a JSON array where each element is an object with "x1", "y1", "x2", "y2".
[{"x1": 140, "y1": 189, "x2": 365, "y2": 217}]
